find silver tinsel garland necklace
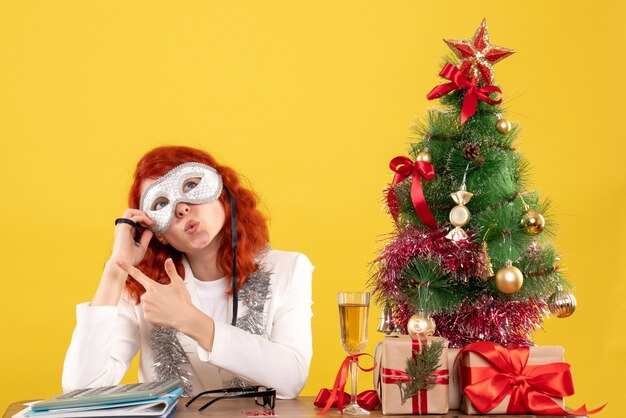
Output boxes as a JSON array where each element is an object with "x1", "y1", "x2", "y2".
[
  {"x1": 151, "y1": 325, "x2": 193, "y2": 395},
  {"x1": 150, "y1": 257, "x2": 272, "y2": 395}
]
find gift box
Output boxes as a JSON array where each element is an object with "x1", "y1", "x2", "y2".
[
  {"x1": 375, "y1": 335, "x2": 449, "y2": 415},
  {"x1": 459, "y1": 341, "x2": 569, "y2": 415},
  {"x1": 448, "y1": 348, "x2": 461, "y2": 410}
]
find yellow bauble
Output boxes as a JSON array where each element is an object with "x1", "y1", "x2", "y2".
[
  {"x1": 548, "y1": 288, "x2": 577, "y2": 318},
  {"x1": 495, "y1": 264, "x2": 524, "y2": 293},
  {"x1": 496, "y1": 119, "x2": 512, "y2": 134},
  {"x1": 407, "y1": 312, "x2": 436, "y2": 337},
  {"x1": 521, "y1": 209, "x2": 545, "y2": 235},
  {"x1": 416, "y1": 151, "x2": 432, "y2": 163}
]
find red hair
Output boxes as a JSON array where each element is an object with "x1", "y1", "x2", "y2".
[{"x1": 124, "y1": 146, "x2": 269, "y2": 303}]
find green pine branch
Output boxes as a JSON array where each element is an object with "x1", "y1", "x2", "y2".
[
  {"x1": 397, "y1": 340, "x2": 445, "y2": 405},
  {"x1": 400, "y1": 258, "x2": 469, "y2": 312}
]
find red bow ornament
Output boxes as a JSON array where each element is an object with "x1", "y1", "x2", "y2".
[
  {"x1": 458, "y1": 341, "x2": 605, "y2": 415},
  {"x1": 427, "y1": 63, "x2": 503, "y2": 125},
  {"x1": 388, "y1": 156, "x2": 438, "y2": 229}
]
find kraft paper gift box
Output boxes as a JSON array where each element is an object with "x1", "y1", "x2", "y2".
[
  {"x1": 448, "y1": 348, "x2": 462, "y2": 410},
  {"x1": 459, "y1": 343, "x2": 566, "y2": 415},
  {"x1": 375, "y1": 335, "x2": 449, "y2": 415}
]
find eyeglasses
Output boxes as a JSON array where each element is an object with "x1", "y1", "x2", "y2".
[{"x1": 185, "y1": 385, "x2": 276, "y2": 412}]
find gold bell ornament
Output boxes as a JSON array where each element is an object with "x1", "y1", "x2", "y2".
[
  {"x1": 407, "y1": 310, "x2": 436, "y2": 337},
  {"x1": 495, "y1": 114, "x2": 512, "y2": 134},
  {"x1": 376, "y1": 304, "x2": 397, "y2": 335},
  {"x1": 548, "y1": 285, "x2": 577, "y2": 318},
  {"x1": 494, "y1": 261, "x2": 524, "y2": 294}
]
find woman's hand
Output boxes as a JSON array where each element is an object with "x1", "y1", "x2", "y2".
[
  {"x1": 92, "y1": 210, "x2": 154, "y2": 307},
  {"x1": 116, "y1": 258, "x2": 194, "y2": 328},
  {"x1": 115, "y1": 258, "x2": 216, "y2": 350},
  {"x1": 111, "y1": 209, "x2": 155, "y2": 267}
]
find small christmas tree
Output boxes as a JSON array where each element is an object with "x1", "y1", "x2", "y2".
[{"x1": 372, "y1": 19, "x2": 577, "y2": 348}]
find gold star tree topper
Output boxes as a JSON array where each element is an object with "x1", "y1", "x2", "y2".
[{"x1": 444, "y1": 19, "x2": 515, "y2": 84}]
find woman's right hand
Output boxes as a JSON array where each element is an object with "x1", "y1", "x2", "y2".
[{"x1": 110, "y1": 209, "x2": 155, "y2": 267}]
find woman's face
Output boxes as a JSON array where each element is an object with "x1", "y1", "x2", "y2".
[{"x1": 140, "y1": 177, "x2": 226, "y2": 255}]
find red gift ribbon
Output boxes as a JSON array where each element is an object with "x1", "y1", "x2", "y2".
[
  {"x1": 426, "y1": 63, "x2": 503, "y2": 125},
  {"x1": 388, "y1": 156, "x2": 438, "y2": 229},
  {"x1": 313, "y1": 389, "x2": 379, "y2": 411},
  {"x1": 380, "y1": 335, "x2": 448, "y2": 414},
  {"x1": 458, "y1": 341, "x2": 606, "y2": 415},
  {"x1": 316, "y1": 353, "x2": 377, "y2": 415}
]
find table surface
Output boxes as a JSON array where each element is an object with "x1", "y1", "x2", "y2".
[{"x1": 3, "y1": 398, "x2": 589, "y2": 418}]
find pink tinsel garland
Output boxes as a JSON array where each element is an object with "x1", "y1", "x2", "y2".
[{"x1": 372, "y1": 224, "x2": 546, "y2": 347}]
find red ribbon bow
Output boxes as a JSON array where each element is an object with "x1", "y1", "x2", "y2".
[
  {"x1": 426, "y1": 63, "x2": 503, "y2": 124},
  {"x1": 388, "y1": 156, "x2": 438, "y2": 229},
  {"x1": 315, "y1": 354, "x2": 377, "y2": 415},
  {"x1": 313, "y1": 389, "x2": 379, "y2": 411},
  {"x1": 459, "y1": 341, "x2": 605, "y2": 416}
]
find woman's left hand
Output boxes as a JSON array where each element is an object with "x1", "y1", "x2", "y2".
[{"x1": 116, "y1": 258, "x2": 195, "y2": 329}]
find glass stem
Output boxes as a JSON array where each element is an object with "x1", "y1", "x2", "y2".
[{"x1": 350, "y1": 358, "x2": 358, "y2": 405}]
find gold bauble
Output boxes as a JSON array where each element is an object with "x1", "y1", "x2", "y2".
[
  {"x1": 521, "y1": 209, "x2": 545, "y2": 235},
  {"x1": 496, "y1": 118, "x2": 512, "y2": 134},
  {"x1": 494, "y1": 264, "x2": 524, "y2": 294},
  {"x1": 548, "y1": 288, "x2": 577, "y2": 318},
  {"x1": 407, "y1": 312, "x2": 436, "y2": 337},
  {"x1": 416, "y1": 151, "x2": 432, "y2": 163}
]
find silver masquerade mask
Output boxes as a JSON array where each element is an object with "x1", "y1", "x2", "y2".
[{"x1": 139, "y1": 162, "x2": 223, "y2": 233}]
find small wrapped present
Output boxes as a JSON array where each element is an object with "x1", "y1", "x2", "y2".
[
  {"x1": 448, "y1": 348, "x2": 461, "y2": 410},
  {"x1": 375, "y1": 335, "x2": 449, "y2": 415},
  {"x1": 458, "y1": 341, "x2": 604, "y2": 416}
]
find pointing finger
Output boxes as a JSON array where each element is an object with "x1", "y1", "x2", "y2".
[{"x1": 116, "y1": 259, "x2": 154, "y2": 289}]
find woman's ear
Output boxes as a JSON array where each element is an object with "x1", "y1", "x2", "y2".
[{"x1": 155, "y1": 234, "x2": 169, "y2": 245}]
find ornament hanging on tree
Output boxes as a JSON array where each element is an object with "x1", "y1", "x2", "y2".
[
  {"x1": 521, "y1": 207, "x2": 545, "y2": 235},
  {"x1": 518, "y1": 194, "x2": 545, "y2": 235},
  {"x1": 463, "y1": 143, "x2": 481, "y2": 161},
  {"x1": 446, "y1": 167, "x2": 473, "y2": 241},
  {"x1": 479, "y1": 242, "x2": 495, "y2": 280},
  {"x1": 377, "y1": 304, "x2": 397, "y2": 334},
  {"x1": 548, "y1": 285, "x2": 577, "y2": 318},
  {"x1": 495, "y1": 114, "x2": 512, "y2": 134},
  {"x1": 479, "y1": 224, "x2": 496, "y2": 280},
  {"x1": 407, "y1": 310, "x2": 436, "y2": 337},
  {"x1": 388, "y1": 151, "x2": 438, "y2": 229},
  {"x1": 416, "y1": 150, "x2": 432, "y2": 163},
  {"x1": 494, "y1": 261, "x2": 524, "y2": 294},
  {"x1": 444, "y1": 18, "x2": 516, "y2": 84}
]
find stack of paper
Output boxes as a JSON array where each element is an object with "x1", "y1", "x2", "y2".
[{"x1": 14, "y1": 387, "x2": 183, "y2": 418}]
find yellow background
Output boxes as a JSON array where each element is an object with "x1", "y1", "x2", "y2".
[{"x1": 1, "y1": 1, "x2": 624, "y2": 416}]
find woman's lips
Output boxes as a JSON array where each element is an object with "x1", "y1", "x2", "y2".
[{"x1": 185, "y1": 220, "x2": 199, "y2": 232}]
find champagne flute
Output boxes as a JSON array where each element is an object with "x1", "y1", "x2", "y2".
[{"x1": 338, "y1": 292, "x2": 370, "y2": 416}]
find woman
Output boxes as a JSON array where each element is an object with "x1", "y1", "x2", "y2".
[{"x1": 62, "y1": 146, "x2": 314, "y2": 399}]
